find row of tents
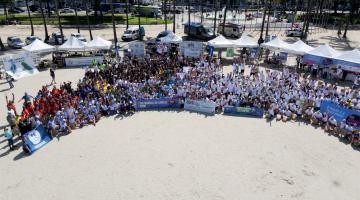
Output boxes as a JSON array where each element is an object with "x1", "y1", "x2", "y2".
[
  {"x1": 207, "y1": 34, "x2": 360, "y2": 73},
  {"x1": 22, "y1": 36, "x2": 112, "y2": 53}
]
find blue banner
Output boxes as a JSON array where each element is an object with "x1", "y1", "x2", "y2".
[
  {"x1": 223, "y1": 106, "x2": 264, "y2": 118},
  {"x1": 23, "y1": 125, "x2": 52, "y2": 154},
  {"x1": 184, "y1": 99, "x2": 216, "y2": 115},
  {"x1": 135, "y1": 98, "x2": 181, "y2": 110},
  {"x1": 320, "y1": 100, "x2": 360, "y2": 125}
]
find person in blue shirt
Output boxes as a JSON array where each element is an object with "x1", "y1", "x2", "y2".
[
  {"x1": 4, "y1": 127, "x2": 15, "y2": 150},
  {"x1": 18, "y1": 92, "x2": 33, "y2": 103}
]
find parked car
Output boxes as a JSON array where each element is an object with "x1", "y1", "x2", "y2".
[
  {"x1": 60, "y1": 8, "x2": 75, "y2": 14},
  {"x1": 121, "y1": 26, "x2": 145, "y2": 41},
  {"x1": 25, "y1": 36, "x2": 42, "y2": 45},
  {"x1": 71, "y1": 33, "x2": 87, "y2": 42},
  {"x1": 48, "y1": 32, "x2": 67, "y2": 45},
  {"x1": 286, "y1": 28, "x2": 303, "y2": 37},
  {"x1": 7, "y1": 36, "x2": 26, "y2": 49},
  {"x1": 156, "y1": 30, "x2": 172, "y2": 42},
  {"x1": 8, "y1": 7, "x2": 24, "y2": 13}
]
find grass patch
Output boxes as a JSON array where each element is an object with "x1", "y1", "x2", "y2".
[{"x1": 0, "y1": 13, "x2": 173, "y2": 25}]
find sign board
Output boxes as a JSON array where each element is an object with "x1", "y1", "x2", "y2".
[
  {"x1": 184, "y1": 99, "x2": 216, "y2": 115},
  {"x1": 129, "y1": 41, "x2": 145, "y2": 57},
  {"x1": 223, "y1": 106, "x2": 264, "y2": 118},
  {"x1": 135, "y1": 98, "x2": 181, "y2": 110},
  {"x1": 279, "y1": 52, "x2": 288, "y2": 62},
  {"x1": 65, "y1": 56, "x2": 104, "y2": 67},
  {"x1": 23, "y1": 125, "x2": 53, "y2": 154},
  {"x1": 2, "y1": 53, "x2": 39, "y2": 79},
  {"x1": 180, "y1": 41, "x2": 203, "y2": 58},
  {"x1": 226, "y1": 48, "x2": 235, "y2": 57}
]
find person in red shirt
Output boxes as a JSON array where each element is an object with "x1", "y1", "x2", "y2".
[{"x1": 5, "y1": 93, "x2": 18, "y2": 116}]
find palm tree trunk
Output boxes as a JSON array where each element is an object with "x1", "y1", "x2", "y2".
[
  {"x1": 110, "y1": 0, "x2": 118, "y2": 45},
  {"x1": 46, "y1": 0, "x2": 51, "y2": 17},
  {"x1": 0, "y1": 37, "x2": 5, "y2": 51},
  {"x1": 188, "y1": 0, "x2": 190, "y2": 30},
  {"x1": 164, "y1": 0, "x2": 168, "y2": 31},
  {"x1": 343, "y1": 0, "x2": 356, "y2": 38},
  {"x1": 222, "y1": 1, "x2": 228, "y2": 34},
  {"x1": 258, "y1": 0, "x2": 267, "y2": 44},
  {"x1": 291, "y1": 0, "x2": 298, "y2": 28},
  {"x1": 138, "y1": 0, "x2": 142, "y2": 40},
  {"x1": 213, "y1": 2, "x2": 217, "y2": 36},
  {"x1": 40, "y1": 1, "x2": 49, "y2": 42},
  {"x1": 200, "y1": 1, "x2": 203, "y2": 23},
  {"x1": 125, "y1": 0, "x2": 129, "y2": 29},
  {"x1": 173, "y1": 0, "x2": 176, "y2": 33},
  {"x1": 74, "y1": 1, "x2": 80, "y2": 33},
  {"x1": 265, "y1": 3, "x2": 271, "y2": 37},
  {"x1": 4, "y1": 2, "x2": 8, "y2": 22},
  {"x1": 25, "y1": 0, "x2": 34, "y2": 36},
  {"x1": 94, "y1": 0, "x2": 99, "y2": 17},
  {"x1": 86, "y1": 3, "x2": 93, "y2": 40},
  {"x1": 54, "y1": 0, "x2": 64, "y2": 44}
]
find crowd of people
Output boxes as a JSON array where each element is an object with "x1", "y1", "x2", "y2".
[{"x1": 4, "y1": 51, "x2": 360, "y2": 153}]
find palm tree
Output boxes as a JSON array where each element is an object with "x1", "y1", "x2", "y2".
[
  {"x1": 164, "y1": 0, "x2": 168, "y2": 31},
  {"x1": 110, "y1": 0, "x2": 118, "y2": 45},
  {"x1": 222, "y1": 0, "x2": 229, "y2": 34},
  {"x1": 74, "y1": 0, "x2": 80, "y2": 33},
  {"x1": 258, "y1": 0, "x2": 268, "y2": 44},
  {"x1": 125, "y1": 0, "x2": 129, "y2": 29},
  {"x1": 45, "y1": 0, "x2": 51, "y2": 17},
  {"x1": 0, "y1": 37, "x2": 5, "y2": 51},
  {"x1": 137, "y1": 0, "x2": 142, "y2": 40},
  {"x1": 25, "y1": 0, "x2": 34, "y2": 36},
  {"x1": 86, "y1": 1, "x2": 93, "y2": 40},
  {"x1": 213, "y1": 2, "x2": 217, "y2": 36},
  {"x1": 54, "y1": 0, "x2": 64, "y2": 44},
  {"x1": 40, "y1": 0, "x2": 49, "y2": 42},
  {"x1": 343, "y1": 0, "x2": 356, "y2": 38},
  {"x1": 172, "y1": 0, "x2": 176, "y2": 33},
  {"x1": 2, "y1": 0, "x2": 9, "y2": 22}
]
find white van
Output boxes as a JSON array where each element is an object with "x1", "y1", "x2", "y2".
[
  {"x1": 121, "y1": 26, "x2": 146, "y2": 41},
  {"x1": 217, "y1": 23, "x2": 243, "y2": 38}
]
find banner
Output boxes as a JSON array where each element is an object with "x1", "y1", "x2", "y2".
[
  {"x1": 320, "y1": 100, "x2": 360, "y2": 125},
  {"x1": 223, "y1": 106, "x2": 264, "y2": 118},
  {"x1": 129, "y1": 42, "x2": 145, "y2": 57},
  {"x1": 180, "y1": 41, "x2": 203, "y2": 57},
  {"x1": 2, "y1": 53, "x2": 39, "y2": 79},
  {"x1": 23, "y1": 125, "x2": 53, "y2": 154},
  {"x1": 184, "y1": 99, "x2": 216, "y2": 114},
  {"x1": 65, "y1": 56, "x2": 104, "y2": 67},
  {"x1": 135, "y1": 98, "x2": 181, "y2": 110}
]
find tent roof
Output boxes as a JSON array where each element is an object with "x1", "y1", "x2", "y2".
[
  {"x1": 160, "y1": 32, "x2": 183, "y2": 44},
  {"x1": 58, "y1": 36, "x2": 87, "y2": 51},
  {"x1": 22, "y1": 39, "x2": 55, "y2": 53},
  {"x1": 260, "y1": 37, "x2": 290, "y2": 50},
  {"x1": 86, "y1": 36, "x2": 112, "y2": 50},
  {"x1": 233, "y1": 34, "x2": 258, "y2": 48},
  {"x1": 283, "y1": 40, "x2": 314, "y2": 55},
  {"x1": 207, "y1": 35, "x2": 234, "y2": 48},
  {"x1": 305, "y1": 44, "x2": 342, "y2": 58},
  {"x1": 334, "y1": 49, "x2": 360, "y2": 65}
]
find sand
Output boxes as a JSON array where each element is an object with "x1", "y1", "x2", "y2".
[{"x1": 1, "y1": 23, "x2": 360, "y2": 200}]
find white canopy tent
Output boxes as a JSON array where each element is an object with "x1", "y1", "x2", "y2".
[
  {"x1": 86, "y1": 36, "x2": 112, "y2": 50},
  {"x1": 333, "y1": 49, "x2": 360, "y2": 73},
  {"x1": 58, "y1": 36, "x2": 87, "y2": 51},
  {"x1": 232, "y1": 34, "x2": 258, "y2": 48},
  {"x1": 303, "y1": 44, "x2": 342, "y2": 65},
  {"x1": 283, "y1": 40, "x2": 314, "y2": 55},
  {"x1": 160, "y1": 32, "x2": 183, "y2": 44},
  {"x1": 260, "y1": 37, "x2": 290, "y2": 51},
  {"x1": 22, "y1": 39, "x2": 55, "y2": 53},
  {"x1": 207, "y1": 35, "x2": 234, "y2": 48}
]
